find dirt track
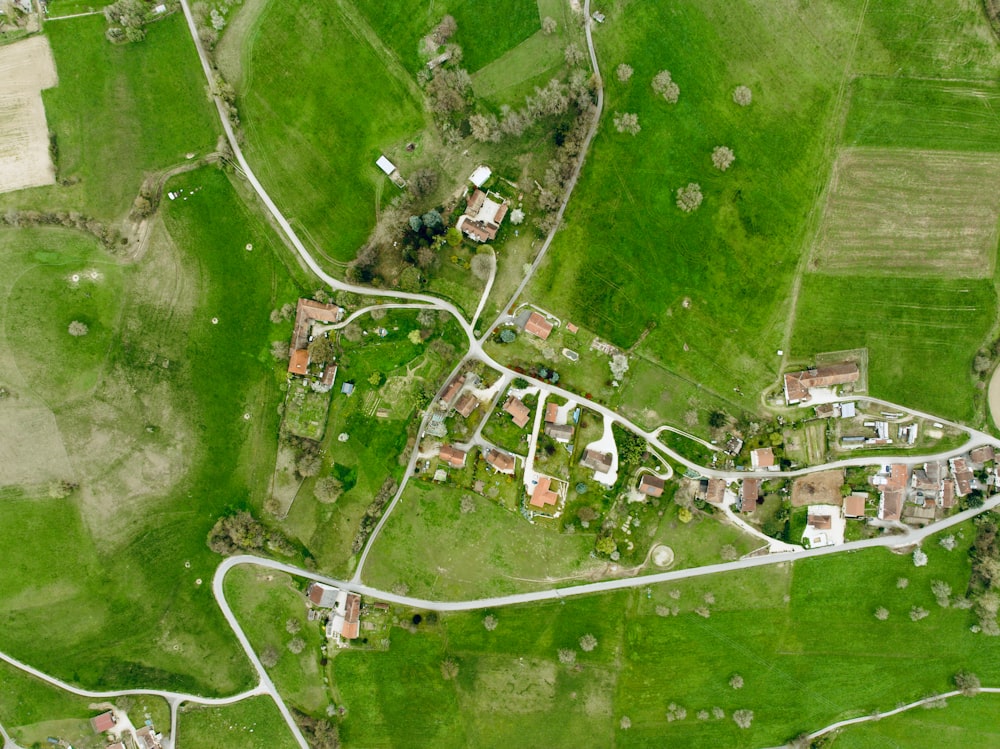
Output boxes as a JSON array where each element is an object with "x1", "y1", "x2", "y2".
[{"x1": 990, "y1": 367, "x2": 1000, "y2": 431}]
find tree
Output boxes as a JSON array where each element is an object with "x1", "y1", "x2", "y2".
[
  {"x1": 260, "y1": 645, "x2": 279, "y2": 668},
  {"x1": 577, "y1": 506, "x2": 597, "y2": 523},
  {"x1": 932, "y1": 580, "x2": 953, "y2": 607},
  {"x1": 579, "y1": 633, "x2": 598, "y2": 651},
  {"x1": 913, "y1": 548, "x2": 928, "y2": 567},
  {"x1": 616, "y1": 63, "x2": 634, "y2": 82},
  {"x1": 422, "y1": 209, "x2": 445, "y2": 234},
  {"x1": 676, "y1": 183, "x2": 703, "y2": 213},
  {"x1": 596, "y1": 536, "x2": 617, "y2": 555},
  {"x1": 558, "y1": 648, "x2": 577, "y2": 664},
  {"x1": 68, "y1": 320, "x2": 89, "y2": 337},
  {"x1": 460, "y1": 495, "x2": 476, "y2": 514},
  {"x1": 409, "y1": 168, "x2": 439, "y2": 199},
  {"x1": 651, "y1": 70, "x2": 680, "y2": 103},
  {"x1": 712, "y1": 707, "x2": 725, "y2": 720},
  {"x1": 512, "y1": 377, "x2": 529, "y2": 389},
  {"x1": 620, "y1": 716, "x2": 631, "y2": 730},
  {"x1": 510, "y1": 208, "x2": 525, "y2": 224},
  {"x1": 729, "y1": 674, "x2": 744, "y2": 690},
  {"x1": 940, "y1": 535, "x2": 957, "y2": 551},
  {"x1": 286, "y1": 618, "x2": 301, "y2": 634},
  {"x1": 875, "y1": 606, "x2": 889, "y2": 620},
  {"x1": 287, "y1": 637, "x2": 306, "y2": 654},
  {"x1": 483, "y1": 614, "x2": 498, "y2": 631},
  {"x1": 733, "y1": 85, "x2": 753, "y2": 106},
  {"x1": 315, "y1": 476, "x2": 343, "y2": 504},
  {"x1": 613, "y1": 111, "x2": 641, "y2": 135},
  {"x1": 471, "y1": 252, "x2": 493, "y2": 281},
  {"x1": 897, "y1": 577, "x2": 910, "y2": 589},
  {"x1": 910, "y1": 606, "x2": 929, "y2": 621},
  {"x1": 617, "y1": 429, "x2": 646, "y2": 465},
  {"x1": 733, "y1": 709, "x2": 754, "y2": 729},
  {"x1": 712, "y1": 146, "x2": 735, "y2": 171},
  {"x1": 610, "y1": 353, "x2": 630, "y2": 381},
  {"x1": 708, "y1": 410, "x2": 727, "y2": 428},
  {"x1": 720, "y1": 544, "x2": 738, "y2": 561},
  {"x1": 695, "y1": 606, "x2": 711, "y2": 618},
  {"x1": 296, "y1": 453, "x2": 322, "y2": 479},
  {"x1": 955, "y1": 670, "x2": 981, "y2": 696},
  {"x1": 440, "y1": 658, "x2": 459, "y2": 680},
  {"x1": 499, "y1": 329, "x2": 517, "y2": 343},
  {"x1": 432, "y1": 14, "x2": 457, "y2": 45},
  {"x1": 469, "y1": 112, "x2": 501, "y2": 143},
  {"x1": 427, "y1": 67, "x2": 472, "y2": 114},
  {"x1": 974, "y1": 352, "x2": 991, "y2": 373},
  {"x1": 565, "y1": 43, "x2": 585, "y2": 66},
  {"x1": 542, "y1": 16, "x2": 557, "y2": 34}
]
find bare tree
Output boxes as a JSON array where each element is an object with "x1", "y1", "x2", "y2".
[
  {"x1": 579, "y1": 633, "x2": 598, "y2": 651},
  {"x1": 565, "y1": 43, "x2": 585, "y2": 67},
  {"x1": 613, "y1": 112, "x2": 640, "y2": 135},
  {"x1": 558, "y1": 648, "x2": 577, "y2": 664},
  {"x1": 711, "y1": 146, "x2": 735, "y2": 171},
  {"x1": 733, "y1": 85, "x2": 753, "y2": 106},
  {"x1": 695, "y1": 606, "x2": 711, "y2": 618},
  {"x1": 260, "y1": 645, "x2": 279, "y2": 668},
  {"x1": 875, "y1": 606, "x2": 889, "y2": 620},
  {"x1": 296, "y1": 453, "x2": 322, "y2": 479},
  {"x1": 315, "y1": 476, "x2": 343, "y2": 504},
  {"x1": 510, "y1": 208, "x2": 525, "y2": 225},
  {"x1": 270, "y1": 340, "x2": 290, "y2": 360},
  {"x1": 704, "y1": 592, "x2": 715, "y2": 605},
  {"x1": 616, "y1": 63, "x2": 633, "y2": 82},
  {"x1": 619, "y1": 716, "x2": 631, "y2": 730},
  {"x1": 733, "y1": 709, "x2": 754, "y2": 729},
  {"x1": 409, "y1": 168, "x2": 439, "y2": 199},
  {"x1": 440, "y1": 658, "x2": 459, "y2": 680},
  {"x1": 471, "y1": 252, "x2": 493, "y2": 282},
  {"x1": 939, "y1": 535, "x2": 957, "y2": 551},
  {"x1": 910, "y1": 606, "x2": 929, "y2": 621},
  {"x1": 427, "y1": 67, "x2": 472, "y2": 114},
  {"x1": 469, "y1": 112, "x2": 501, "y2": 143},
  {"x1": 720, "y1": 544, "x2": 738, "y2": 561},
  {"x1": 287, "y1": 637, "x2": 306, "y2": 654},
  {"x1": 676, "y1": 183, "x2": 703, "y2": 213},
  {"x1": 542, "y1": 16, "x2": 557, "y2": 34},
  {"x1": 913, "y1": 548, "x2": 928, "y2": 567},
  {"x1": 897, "y1": 577, "x2": 910, "y2": 589},
  {"x1": 712, "y1": 707, "x2": 725, "y2": 720},
  {"x1": 286, "y1": 618, "x2": 301, "y2": 634},
  {"x1": 68, "y1": 321, "x2": 89, "y2": 337},
  {"x1": 460, "y1": 495, "x2": 476, "y2": 514},
  {"x1": 652, "y1": 70, "x2": 680, "y2": 103},
  {"x1": 729, "y1": 674, "x2": 744, "y2": 690},
  {"x1": 655, "y1": 605, "x2": 671, "y2": 617},
  {"x1": 932, "y1": 580, "x2": 952, "y2": 607},
  {"x1": 954, "y1": 670, "x2": 981, "y2": 696},
  {"x1": 483, "y1": 614, "x2": 498, "y2": 631},
  {"x1": 432, "y1": 15, "x2": 457, "y2": 45}
]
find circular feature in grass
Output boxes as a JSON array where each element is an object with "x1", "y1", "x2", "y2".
[{"x1": 652, "y1": 545, "x2": 675, "y2": 568}]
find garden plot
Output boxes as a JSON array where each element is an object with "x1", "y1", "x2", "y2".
[
  {"x1": 0, "y1": 36, "x2": 58, "y2": 195},
  {"x1": 810, "y1": 148, "x2": 1000, "y2": 278}
]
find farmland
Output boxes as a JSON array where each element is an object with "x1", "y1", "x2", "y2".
[
  {"x1": 177, "y1": 696, "x2": 299, "y2": 749},
  {"x1": 809, "y1": 148, "x2": 1000, "y2": 277}
]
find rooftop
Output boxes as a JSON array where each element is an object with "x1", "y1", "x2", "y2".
[
  {"x1": 485, "y1": 449, "x2": 516, "y2": 473},
  {"x1": 751, "y1": 447, "x2": 774, "y2": 469},
  {"x1": 454, "y1": 392, "x2": 478, "y2": 418},
  {"x1": 706, "y1": 477, "x2": 726, "y2": 504},
  {"x1": 524, "y1": 311, "x2": 553, "y2": 340},
  {"x1": 638, "y1": 473, "x2": 665, "y2": 496},
  {"x1": 439, "y1": 443, "x2": 467, "y2": 468},
  {"x1": 843, "y1": 494, "x2": 866, "y2": 518},
  {"x1": 503, "y1": 395, "x2": 531, "y2": 428},
  {"x1": 91, "y1": 711, "x2": 116, "y2": 734},
  {"x1": 581, "y1": 449, "x2": 613, "y2": 473},
  {"x1": 530, "y1": 476, "x2": 559, "y2": 508}
]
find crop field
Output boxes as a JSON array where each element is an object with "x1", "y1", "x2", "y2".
[
  {"x1": 177, "y1": 696, "x2": 298, "y2": 749},
  {"x1": 809, "y1": 148, "x2": 1000, "y2": 277},
  {"x1": 238, "y1": 0, "x2": 426, "y2": 264},
  {"x1": 791, "y1": 275, "x2": 995, "y2": 422},
  {"x1": 843, "y1": 77, "x2": 1000, "y2": 152}
]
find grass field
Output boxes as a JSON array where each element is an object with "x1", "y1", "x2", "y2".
[
  {"x1": 809, "y1": 148, "x2": 1000, "y2": 277},
  {"x1": 238, "y1": 0, "x2": 426, "y2": 264},
  {"x1": 0, "y1": 15, "x2": 218, "y2": 220},
  {"x1": 791, "y1": 275, "x2": 995, "y2": 422},
  {"x1": 177, "y1": 696, "x2": 299, "y2": 749}
]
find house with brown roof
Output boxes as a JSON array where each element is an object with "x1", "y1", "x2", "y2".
[
  {"x1": 136, "y1": 726, "x2": 163, "y2": 749},
  {"x1": 456, "y1": 189, "x2": 508, "y2": 242},
  {"x1": 638, "y1": 473, "x2": 664, "y2": 497},
  {"x1": 807, "y1": 513, "x2": 832, "y2": 530},
  {"x1": 439, "y1": 443, "x2": 467, "y2": 468},
  {"x1": 879, "y1": 489, "x2": 903, "y2": 521},
  {"x1": 288, "y1": 348, "x2": 310, "y2": 376},
  {"x1": 523, "y1": 311, "x2": 553, "y2": 340},
  {"x1": 454, "y1": 392, "x2": 479, "y2": 418},
  {"x1": 440, "y1": 375, "x2": 465, "y2": 405},
  {"x1": 750, "y1": 447, "x2": 774, "y2": 470},
  {"x1": 308, "y1": 582, "x2": 340, "y2": 608},
  {"x1": 91, "y1": 711, "x2": 117, "y2": 734},
  {"x1": 950, "y1": 457, "x2": 974, "y2": 496},
  {"x1": 581, "y1": 449, "x2": 613, "y2": 474},
  {"x1": 971, "y1": 446, "x2": 995, "y2": 464},
  {"x1": 544, "y1": 422, "x2": 574, "y2": 443},
  {"x1": 783, "y1": 362, "x2": 860, "y2": 405},
  {"x1": 287, "y1": 298, "x2": 344, "y2": 378},
  {"x1": 741, "y1": 478, "x2": 760, "y2": 513},
  {"x1": 544, "y1": 402, "x2": 558, "y2": 423},
  {"x1": 503, "y1": 395, "x2": 531, "y2": 428},
  {"x1": 341, "y1": 593, "x2": 361, "y2": 640},
  {"x1": 530, "y1": 476, "x2": 560, "y2": 509},
  {"x1": 843, "y1": 493, "x2": 866, "y2": 518},
  {"x1": 485, "y1": 449, "x2": 516, "y2": 474},
  {"x1": 706, "y1": 478, "x2": 726, "y2": 505},
  {"x1": 941, "y1": 478, "x2": 956, "y2": 509}
]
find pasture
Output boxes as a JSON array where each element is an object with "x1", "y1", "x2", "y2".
[
  {"x1": 809, "y1": 148, "x2": 1000, "y2": 278},
  {"x1": 790, "y1": 275, "x2": 995, "y2": 422},
  {"x1": 177, "y1": 696, "x2": 299, "y2": 749}
]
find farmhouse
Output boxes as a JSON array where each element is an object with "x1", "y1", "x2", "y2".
[
  {"x1": 523, "y1": 311, "x2": 553, "y2": 340},
  {"x1": 941, "y1": 478, "x2": 956, "y2": 509},
  {"x1": 307, "y1": 582, "x2": 340, "y2": 608},
  {"x1": 287, "y1": 298, "x2": 344, "y2": 380},
  {"x1": 530, "y1": 476, "x2": 559, "y2": 509},
  {"x1": 544, "y1": 422, "x2": 575, "y2": 442},
  {"x1": 502, "y1": 395, "x2": 531, "y2": 428},
  {"x1": 136, "y1": 726, "x2": 164, "y2": 749},
  {"x1": 440, "y1": 375, "x2": 465, "y2": 405},
  {"x1": 545, "y1": 402, "x2": 558, "y2": 423},
  {"x1": 439, "y1": 443, "x2": 467, "y2": 468},
  {"x1": 91, "y1": 711, "x2": 116, "y2": 733},
  {"x1": 341, "y1": 593, "x2": 361, "y2": 640},
  {"x1": 950, "y1": 457, "x2": 974, "y2": 496},
  {"x1": 485, "y1": 448, "x2": 516, "y2": 474},
  {"x1": 843, "y1": 493, "x2": 866, "y2": 518},
  {"x1": 750, "y1": 447, "x2": 775, "y2": 470},
  {"x1": 638, "y1": 473, "x2": 664, "y2": 497},
  {"x1": 877, "y1": 464, "x2": 907, "y2": 521},
  {"x1": 456, "y1": 189, "x2": 508, "y2": 242},
  {"x1": 706, "y1": 478, "x2": 726, "y2": 505},
  {"x1": 581, "y1": 449, "x2": 613, "y2": 474},
  {"x1": 741, "y1": 478, "x2": 760, "y2": 512},
  {"x1": 783, "y1": 362, "x2": 860, "y2": 405},
  {"x1": 454, "y1": 392, "x2": 479, "y2": 418}
]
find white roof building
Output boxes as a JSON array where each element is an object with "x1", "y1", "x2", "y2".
[
  {"x1": 376, "y1": 155, "x2": 396, "y2": 176},
  {"x1": 469, "y1": 165, "x2": 492, "y2": 187},
  {"x1": 840, "y1": 401, "x2": 856, "y2": 418}
]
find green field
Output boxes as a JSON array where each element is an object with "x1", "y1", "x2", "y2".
[
  {"x1": 0, "y1": 15, "x2": 219, "y2": 220},
  {"x1": 827, "y1": 694, "x2": 1000, "y2": 747},
  {"x1": 177, "y1": 696, "x2": 299, "y2": 749},
  {"x1": 238, "y1": 0, "x2": 427, "y2": 264}
]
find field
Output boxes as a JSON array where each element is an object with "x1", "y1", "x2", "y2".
[
  {"x1": 809, "y1": 148, "x2": 1000, "y2": 277},
  {"x1": 0, "y1": 15, "x2": 219, "y2": 219},
  {"x1": 0, "y1": 36, "x2": 58, "y2": 195},
  {"x1": 176, "y1": 696, "x2": 299, "y2": 749}
]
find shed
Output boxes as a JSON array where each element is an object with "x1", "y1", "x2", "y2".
[
  {"x1": 469, "y1": 165, "x2": 492, "y2": 187},
  {"x1": 375, "y1": 155, "x2": 396, "y2": 176}
]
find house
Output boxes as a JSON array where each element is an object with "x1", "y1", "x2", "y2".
[
  {"x1": 879, "y1": 489, "x2": 903, "y2": 521},
  {"x1": 807, "y1": 513, "x2": 833, "y2": 530},
  {"x1": 286, "y1": 298, "x2": 344, "y2": 378},
  {"x1": 566, "y1": 322, "x2": 579, "y2": 334},
  {"x1": 783, "y1": 362, "x2": 860, "y2": 404},
  {"x1": 544, "y1": 422, "x2": 575, "y2": 442},
  {"x1": 843, "y1": 493, "x2": 866, "y2": 518},
  {"x1": 91, "y1": 711, "x2": 116, "y2": 734},
  {"x1": 581, "y1": 449, "x2": 613, "y2": 474},
  {"x1": 544, "y1": 402, "x2": 559, "y2": 423},
  {"x1": 485, "y1": 449, "x2": 516, "y2": 474},
  {"x1": 741, "y1": 478, "x2": 760, "y2": 512},
  {"x1": 941, "y1": 478, "x2": 956, "y2": 509},
  {"x1": 320, "y1": 365, "x2": 337, "y2": 389},
  {"x1": 706, "y1": 478, "x2": 726, "y2": 504},
  {"x1": 375, "y1": 155, "x2": 396, "y2": 176},
  {"x1": 288, "y1": 348, "x2": 309, "y2": 376},
  {"x1": 971, "y1": 446, "x2": 995, "y2": 464},
  {"x1": 469, "y1": 165, "x2": 492, "y2": 188},
  {"x1": 951, "y1": 457, "x2": 974, "y2": 496},
  {"x1": 308, "y1": 582, "x2": 340, "y2": 608},
  {"x1": 725, "y1": 436, "x2": 744, "y2": 456},
  {"x1": 456, "y1": 189, "x2": 508, "y2": 242},
  {"x1": 638, "y1": 473, "x2": 664, "y2": 497},
  {"x1": 341, "y1": 593, "x2": 361, "y2": 640},
  {"x1": 454, "y1": 392, "x2": 478, "y2": 418},
  {"x1": 502, "y1": 395, "x2": 531, "y2": 428},
  {"x1": 840, "y1": 401, "x2": 856, "y2": 418},
  {"x1": 912, "y1": 468, "x2": 940, "y2": 494},
  {"x1": 530, "y1": 476, "x2": 559, "y2": 509},
  {"x1": 750, "y1": 447, "x2": 774, "y2": 470},
  {"x1": 440, "y1": 375, "x2": 465, "y2": 405},
  {"x1": 439, "y1": 443, "x2": 467, "y2": 468},
  {"x1": 136, "y1": 726, "x2": 163, "y2": 749},
  {"x1": 523, "y1": 311, "x2": 553, "y2": 340}
]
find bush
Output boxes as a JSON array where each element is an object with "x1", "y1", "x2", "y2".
[
  {"x1": 652, "y1": 70, "x2": 680, "y2": 103},
  {"x1": 613, "y1": 111, "x2": 641, "y2": 135},
  {"x1": 579, "y1": 633, "x2": 598, "y2": 651},
  {"x1": 68, "y1": 320, "x2": 89, "y2": 337},
  {"x1": 676, "y1": 183, "x2": 703, "y2": 213},
  {"x1": 616, "y1": 64, "x2": 633, "y2": 82},
  {"x1": 733, "y1": 709, "x2": 754, "y2": 729},
  {"x1": 733, "y1": 85, "x2": 752, "y2": 106}
]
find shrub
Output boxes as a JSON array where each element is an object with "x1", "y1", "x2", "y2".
[
  {"x1": 483, "y1": 615, "x2": 498, "y2": 631},
  {"x1": 733, "y1": 85, "x2": 752, "y2": 106},
  {"x1": 913, "y1": 549, "x2": 928, "y2": 567},
  {"x1": 579, "y1": 633, "x2": 598, "y2": 651},
  {"x1": 287, "y1": 637, "x2": 306, "y2": 654},
  {"x1": 729, "y1": 674, "x2": 744, "y2": 690},
  {"x1": 733, "y1": 709, "x2": 754, "y2": 729},
  {"x1": 652, "y1": 70, "x2": 680, "y2": 103},
  {"x1": 675, "y1": 183, "x2": 703, "y2": 213},
  {"x1": 875, "y1": 606, "x2": 889, "y2": 620}
]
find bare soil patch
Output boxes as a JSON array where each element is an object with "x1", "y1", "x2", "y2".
[
  {"x1": 989, "y1": 365, "x2": 1000, "y2": 431},
  {"x1": 791, "y1": 469, "x2": 844, "y2": 507},
  {"x1": 811, "y1": 148, "x2": 1000, "y2": 278}
]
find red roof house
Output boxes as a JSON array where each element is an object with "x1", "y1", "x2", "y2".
[{"x1": 524, "y1": 311, "x2": 553, "y2": 340}]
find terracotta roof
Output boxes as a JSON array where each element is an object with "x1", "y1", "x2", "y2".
[
  {"x1": 503, "y1": 395, "x2": 531, "y2": 428},
  {"x1": 912, "y1": 469, "x2": 939, "y2": 493},
  {"x1": 971, "y1": 446, "x2": 995, "y2": 464},
  {"x1": 566, "y1": 323, "x2": 579, "y2": 334},
  {"x1": 441, "y1": 375, "x2": 465, "y2": 404},
  {"x1": 308, "y1": 582, "x2": 339, "y2": 608},
  {"x1": 545, "y1": 402, "x2": 558, "y2": 423},
  {"x1": 887, "y1": 464, "x2": 908, "y2": 490},
  {"x1": 952, "y1": 458, "x2": 973, "y2": 496},
  {"x1": 530, "y1": 476, "x2": 559, "y2": 508},
  {"x1": 844, "y1": 494, "x2": 866, "y2": 518},
  {"x1": 751, "y1": 447, "x2": 774, "y2": 469},
  {"x1": 341, "y1": 593, "x2": 361, "y2": 639},
  {"x1": 320, "y1": 364, "x2": 337, "y2": 387},
  {"x1": 544, "y1": 422, "x2": 574, "y2": 442},
  {"x1": 288, "y1": 348, "x2": 309, "y2": 375},
  {"x1": 941, "y1": 478, "x2": 956, "y2": 508},
  {"x1": 524, "y1": 311, "x2": 553, "y2": 340},
  {"x1": 741, "y1": 478, "x2": 760, "y2": 507},
  {"x1": 485, "y1": 449, "x2": 515, "y2": 473},
  {"x1": 880, "y1": 488, "x2": 904, "y2": 521},
  {"x1": 91, "y1": 711, "x2": 116, "y2": 733},
  {"x1": 706, "y1": 477, "x2": 726, "y2": 504},
  {"x1": 784, "y1": 362, "x2": 859, "y2": 403},
  {"x1": 581, "y1": 449, "x2": 613, "y2": 473},
  {"x1": 454, "y1": 392, "x2": 478, "y2": 418},
  {"x1": 439, "y1": 443, "x2": 467, "y2": 468},
  {"x1": 807, "y1": 514, "x2": 832, "y2": 530},
  {"x1": 638, "y1": 473, "x2": 664, "y2": 497},
  {"x1": 291, "y1": 297, "x2": 343, "y2": 351}
]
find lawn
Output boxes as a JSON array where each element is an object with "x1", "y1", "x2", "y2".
[
  {"x1": 0, "y1": 14, "x2": 219, "y2": 220},
  {"x1": 238, "y1": 0, "x2": 427, "y2": 264},
  {"x1": 790, "y1": 275, "x2": 996, "y2": 422},
  {"x1": 176, "y1": 696, "x2": 299, "y2": 749}
]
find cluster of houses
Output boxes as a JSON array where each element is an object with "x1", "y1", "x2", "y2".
[
  {"x1": 90, "y1": 710, "x2": 163, "y2": 749},
  {"x1": 307, "y1": 582, "x2": 365, "y2": 645},
  {"x1": 840, "y1": 412, "x2": 920, "y2": 449},
  {"x1": 783, "y1": 362, "x2": 859, "y2": 405},
  {"x1": 286, "y1": 297, "x2": 344, "y2": 389}
]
